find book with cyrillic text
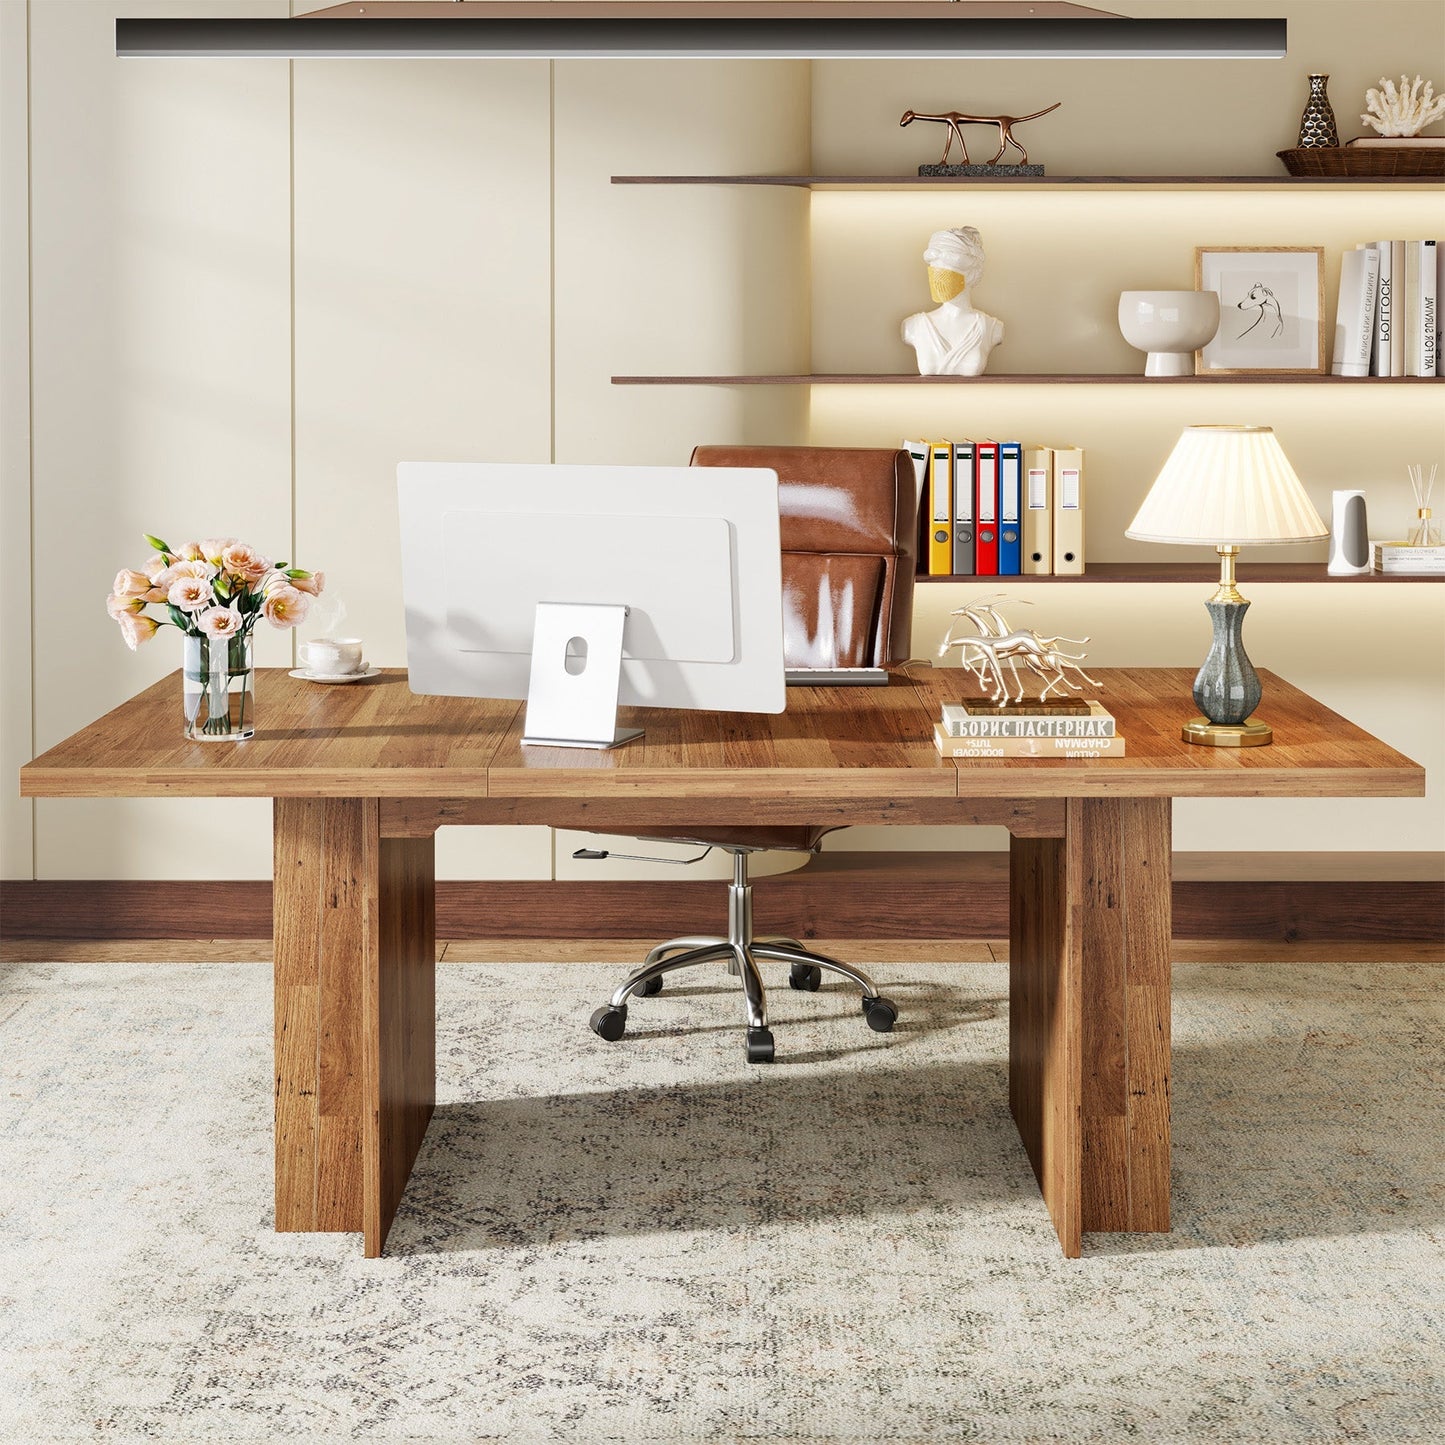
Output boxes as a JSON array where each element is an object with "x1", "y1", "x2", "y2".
[
  {"x1": 933, "y1": 723, "x2": 1125, "y2": 758},
  {"x1": 941, "y1": 699, "x2": 1116, "y2": 738}
]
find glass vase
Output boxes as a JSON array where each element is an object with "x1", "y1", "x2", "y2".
[
  {"x1": 182, "y1": 632, "x2": 255, "y2": 741},
  {"x1": 1297, "y1": 73, "x2": 1339, "y2": 149}
]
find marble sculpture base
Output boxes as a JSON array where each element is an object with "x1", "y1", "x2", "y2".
[{"x1": 918, "y1": 164, "x2": 1045, "y2": 177}]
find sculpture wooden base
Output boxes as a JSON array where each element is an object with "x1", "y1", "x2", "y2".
[{"x1": 919, "y1": 164, "x2": 1044, "y2": 177}]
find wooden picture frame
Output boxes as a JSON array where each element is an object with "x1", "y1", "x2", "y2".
[{"x1": 1194, "y1": 246, "x2": 1326, "y2": 375}]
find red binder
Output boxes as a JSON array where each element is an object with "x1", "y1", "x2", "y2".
[{"x1": 974, "y1": 440, "x2": 999, "y2": 576}]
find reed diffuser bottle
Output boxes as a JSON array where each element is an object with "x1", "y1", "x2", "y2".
[{"x1": 1407, "y1": 463, "x2": 1439, "y2": 547}]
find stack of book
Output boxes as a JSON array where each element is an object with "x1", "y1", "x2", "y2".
[
  {"x1": 1372, "y1": 541, "x2": 1445, "y2": 575},
  {"x1": 933, "y1": 697, "x2": 1123, "y2": 758}
]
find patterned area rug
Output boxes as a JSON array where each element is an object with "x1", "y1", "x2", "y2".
[{"x1": 1, "y1": 960, "x2": 1442, "y2": 1442}]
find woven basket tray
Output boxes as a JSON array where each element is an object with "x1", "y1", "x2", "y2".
[{"x1": 1277, "y1": 145, "x2": 1445, "y2": 177}]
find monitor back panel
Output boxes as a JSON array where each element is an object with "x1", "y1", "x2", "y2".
[{"x1": 399, "y1": 461, "x2": 786, "y2": 714}]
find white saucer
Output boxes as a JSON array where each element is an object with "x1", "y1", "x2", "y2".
[{"x1": 289, "y1": 665, "x2": 381, "y2": 685}]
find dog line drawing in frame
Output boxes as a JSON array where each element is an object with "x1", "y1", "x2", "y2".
[
  {"x1": 1236, "y1": 281, "x2": 1284, "y2": 340},
  {"x1": 900, "y1": 102, "x2": 1062, "y2": 167}
]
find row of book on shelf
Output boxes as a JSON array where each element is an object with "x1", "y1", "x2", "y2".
[
  {"x1": 932, "y1": 697, "x2": 1123, "y2": 758},
  {"x1": 904, "y1": 440, "x2": 1085, "y2": 579},
  {"x1": 1333, "y1": 239, "x2": 1441, "y2": 378}
]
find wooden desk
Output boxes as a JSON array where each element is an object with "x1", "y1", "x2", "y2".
[{"x1": 21, "y1": 667, "x2": 1423, "y2": 1257}]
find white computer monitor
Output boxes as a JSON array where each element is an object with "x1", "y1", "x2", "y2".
[{"x1": 397, "y1": 461, "x2": 786, "y2": 747}]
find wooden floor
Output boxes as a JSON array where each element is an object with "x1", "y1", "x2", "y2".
[{"x1": 3, "y1": 938, "x2": 1441, "y2": 964}]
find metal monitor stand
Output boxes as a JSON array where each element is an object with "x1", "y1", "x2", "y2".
[{"x1": 520, "y1": 601, "x2": 644, "y2": 750}]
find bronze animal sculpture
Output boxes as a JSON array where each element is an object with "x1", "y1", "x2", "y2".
[{"x1": 900, "y1": 102, "x2": 1062, "y2": 167}]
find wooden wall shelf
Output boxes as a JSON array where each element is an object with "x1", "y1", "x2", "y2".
[
  {"x1": 916, "y1": 564, "x2": 1444, "y2": 584},
  {"x1": 613, "y1": 373, "x2": 1442, "y2": 386},
  {"x1": 613, "y1": 174, "x2": 1440, "y2": 191}
]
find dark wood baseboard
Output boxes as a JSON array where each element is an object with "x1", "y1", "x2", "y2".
[{"x1": 4, "y1": 854, "x2": 1442, "y2": 944}]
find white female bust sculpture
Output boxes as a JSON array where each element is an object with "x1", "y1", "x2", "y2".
[{"x1": 901, "y1": 226, "x2": 1004, "y2": 377}]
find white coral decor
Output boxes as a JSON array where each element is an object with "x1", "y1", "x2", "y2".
[{"x1": 1360, "y1": 74, "x2": 1445, "y2": 137}]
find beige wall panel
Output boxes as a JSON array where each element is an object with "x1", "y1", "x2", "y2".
[
  {"x1": 810, "y1": 189, "x2": 1444, "y2": 381},
  {"x1": 292, "y1": 58, "x2": 553, "y2": 881},
  {"x1": 552, "y1": 59, "x2": 813, "y2": 881},
  {"x1": 1, "y1": 0, "x2": 34, "y2": 878},
  {"x1": 30, "y1": 1, "x2": 291, "y2": 881},
  {"x1": 553, "y1": 59, "x2": 813, "y2": 468},
  {"x1": 812, "y1": 2, "x2": 1445, "y2": 177}
]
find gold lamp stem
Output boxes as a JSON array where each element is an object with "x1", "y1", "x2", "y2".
[{"x1": 1211, "y1": 544, "x2": 1245, "y2": 604}]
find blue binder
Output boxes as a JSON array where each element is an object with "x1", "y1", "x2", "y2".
[{"x1": 998, "y1": 441, "x2": 1023, "y2": 576}]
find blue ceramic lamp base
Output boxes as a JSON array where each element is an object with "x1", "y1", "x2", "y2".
[{"x1": 1183, "y1": 548, "x2": 1273, "y2": 748}]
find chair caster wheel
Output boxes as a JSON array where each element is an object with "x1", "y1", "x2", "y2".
[
  {"x1": 639, "y1": 975, "x2": 664, "y2": 997},
  {"x1": 788, "y1": 963, "x2": 822, "y2": 992},
  {"x1": 863, "y1": 996, "x2": 898, "y2": 1033},
  {"x1": 590, "y1": 1005, "x2": 628, "y2": 1042},
  {"x1": 745, "y1": 1027, "x2": 775, "y2": 1063}
]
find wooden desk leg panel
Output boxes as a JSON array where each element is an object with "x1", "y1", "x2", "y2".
[
  {"x1": 365, "y1": 828, "x2": 436, "y2": 1258},
  {"x1": 1009, "y1": 828, "x2": 1082, "y2": 1256},
  {"x1": 1009, "y1": 798, "x2": 1172, "y2": 1256},
  {"x1": 273, "y1": 798, "x2": 436, "y2": 1254}
]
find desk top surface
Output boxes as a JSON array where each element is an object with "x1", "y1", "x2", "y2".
[{"x1": 20, "y1": 667, "x2": 1424, "y2": 803}]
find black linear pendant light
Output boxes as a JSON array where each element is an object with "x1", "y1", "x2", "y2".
[{"x1": 116, "y1": 2, "x2": 1287, "y2": 61}]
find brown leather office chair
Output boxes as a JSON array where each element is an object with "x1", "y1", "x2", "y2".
[{"x1": 584, "y1": 445, "x2": 918, "y2": 1063}]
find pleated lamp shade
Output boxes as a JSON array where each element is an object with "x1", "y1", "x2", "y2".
[{"x1": 1126, "y1": 425, "x2": 1327, "y2": 546}]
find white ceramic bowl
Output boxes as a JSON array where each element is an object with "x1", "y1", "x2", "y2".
[{"x1": 1118, "y1": 290, "x2": 1221, "y2": 376}]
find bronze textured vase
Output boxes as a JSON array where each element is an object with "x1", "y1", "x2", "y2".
[{"x1": 1297, "y1": 73, "x2": 1339, "y2": 148}]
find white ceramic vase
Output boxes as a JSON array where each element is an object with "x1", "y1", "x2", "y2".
[
  {"x1": 1327, "y1": 489, "x2": 1371, "y2": 575},
  {"x1": 1118, "y1": 290, "x2": 1221, "y2": 376}
]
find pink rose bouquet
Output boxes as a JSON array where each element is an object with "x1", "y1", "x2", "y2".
[
  {"x1": 108, "y1": 534, "x2": 327, "y2": 740},
  {"x1": 106, "y1": 533, "x2": 324, "y2": 650}
]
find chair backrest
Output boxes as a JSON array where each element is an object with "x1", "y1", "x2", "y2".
[{"x1": 690, "y1": 445, "x2": 917, "y2": 669}]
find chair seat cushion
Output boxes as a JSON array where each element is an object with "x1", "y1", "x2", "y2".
[{"x1": 635, "y1": 825, "x2": 833, "y2": 853}]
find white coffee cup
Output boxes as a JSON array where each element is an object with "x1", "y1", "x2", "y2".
[{"x1": 300, "y1": 637, "x2": 365, "y2": 677}]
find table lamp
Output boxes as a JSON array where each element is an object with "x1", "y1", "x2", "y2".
[{"x1": 1126, "y1": 424, "x2": 1327, "y2": 747}]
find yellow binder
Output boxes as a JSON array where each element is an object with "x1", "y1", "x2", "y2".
[
  {"x1": 1052, "y1": 445, "x2": 1085, "y2": 576},
  {"x1": 928, "y1": 441, "x2": 954, "y2": 576},
  {"x1": 1023, "y1": 446, "x2": 1054, "y2": 576}
]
